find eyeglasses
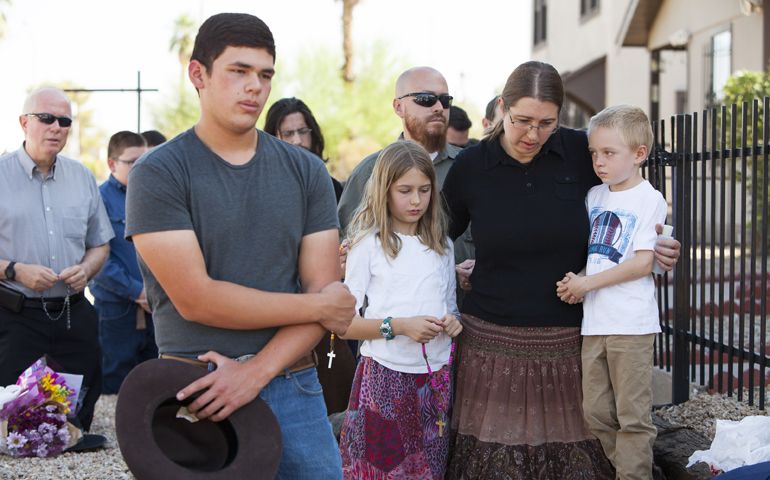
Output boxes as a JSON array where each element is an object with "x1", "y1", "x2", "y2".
[
  {"x1": 111, "y1": 158, "x2": 137, "y2": 167},
  {"x1": 398, "y1": 93, "x2": 453, "y2": 109},
  {"x1": 280, "y1": 127, "x2": 312, "y2": 139},
  {"x1": 24, "y1": 113, "x2": 73, "y2": 128},
  {"x1": 508, "y1": 113, "x2": 559, "y2": 135}
]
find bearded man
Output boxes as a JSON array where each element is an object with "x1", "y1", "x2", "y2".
[
  {"x1": 337, "y1": 67, "x2": 474, "y2": 307},
  {"x1": 337, "y1": 66, "x2": 459, "y2": 235}
]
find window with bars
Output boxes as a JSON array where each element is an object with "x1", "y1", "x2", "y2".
[
  {"x1": 580, "y1": 0, "x2": 599, "y2": 18},
  {"x1": 704, "y1": 28, "x2": 732, "y2": 108},
  {"x1": 533, "y1": 0, "x2": 547, "y2": 46}
]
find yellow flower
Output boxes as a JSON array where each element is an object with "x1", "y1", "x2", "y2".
[{"x1": 39, "y1": 373, "x2": 55, "y2": 391}]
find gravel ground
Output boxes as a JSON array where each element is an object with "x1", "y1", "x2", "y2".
[
  {"x1": 2, "y1": 388, "x2": 768, "y2": 479},
  {"x1": 656, "y1": 386, "x2": 770, "y2": 441}
]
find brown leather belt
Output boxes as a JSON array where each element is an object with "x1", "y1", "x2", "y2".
[{"x1": 160, "y1": 350, "x2": 318, "y2": 378}]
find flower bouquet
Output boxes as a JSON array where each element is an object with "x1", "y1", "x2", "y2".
[{"x1": 0, "y1": 357, "x2": 83, "y2": 457}]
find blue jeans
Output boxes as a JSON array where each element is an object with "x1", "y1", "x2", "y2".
[
  {"x1": 95, "y1": 300, "x2": 158, "y2": 394},
  {"x1": 259, "y1": 367, "x2": 343, "y2": 479}
]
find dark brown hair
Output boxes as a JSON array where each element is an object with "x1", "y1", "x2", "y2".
[
  {"x1": 191, "y1": 13, "x2": 276, "y2": 73},
  {"x1": 140, "y1": 130, "x2": 167, "y2": 148},
  {"x1": 486, "y1": 61, "x2": 564, "y2": 140},
  {"x1": 108, "y1": 131, "x2": 146, "y2": 159},
  {"x1": 263, "y1": 98, "x2": 326, "y2": 161}
]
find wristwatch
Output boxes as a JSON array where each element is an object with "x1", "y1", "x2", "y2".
[
  {"x1": 4, "y1": 261, "x2": 16, "y2": 281},
  {"x1": 379, "y1": 317, "x2": 394, "y2": 340}
]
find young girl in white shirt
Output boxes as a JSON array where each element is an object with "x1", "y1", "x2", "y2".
[{"x1": 338, "y1": 140, "x2": 462, "y2": 480}]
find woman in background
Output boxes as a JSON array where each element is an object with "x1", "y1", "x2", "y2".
[
  {"x1": 264, "y1": 97, "x2": 354, "y2": 417},
  {"x1": 264, "y1": 97, "x2": 344, "y2": 201}
]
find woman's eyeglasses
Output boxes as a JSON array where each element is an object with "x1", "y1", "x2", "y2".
[
  {"x1": 508, "y1": 112, "x2": 559, "y2": 135},
  {"x1": 280, "y1": 127, "x2": 312, "y2": 139}
]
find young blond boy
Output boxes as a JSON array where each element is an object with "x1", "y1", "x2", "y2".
[{"x1": 557, "y1": 104, "x2": 667, "y2": 480}]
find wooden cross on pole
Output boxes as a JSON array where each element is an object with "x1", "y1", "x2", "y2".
[{"x1": 64, "y1": 71, "x2": 158, "y2": 133}]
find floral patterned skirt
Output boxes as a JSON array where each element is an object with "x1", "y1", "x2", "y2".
[
  {"x1": 447, "y1": 315, "x2": 615, "y2": 480},
  {"x1": 340, "y1": 356, "x2": 452, "y2": 480}
]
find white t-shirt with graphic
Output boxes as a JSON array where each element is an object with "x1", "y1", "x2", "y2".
[{"x1": 581, "y1": 180, "x2": 667, "y2": 336}]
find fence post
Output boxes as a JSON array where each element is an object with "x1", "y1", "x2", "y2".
[{"x1": 672, "y1": 113, "x2": 691, "y2": 404}]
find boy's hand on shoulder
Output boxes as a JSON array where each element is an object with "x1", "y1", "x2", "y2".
[
  {"x1": 439, "y1": 314, "x2": 463, "y2": 338},
  {"x1": 556, "y1": 272, "x2": 586, "y2": 304},
  {"x1": 392, "y1": 316, "x2": 442, "y2": 343},
  {"x1": 317, "y1": 282, "x2": 356, "y2": 335}
]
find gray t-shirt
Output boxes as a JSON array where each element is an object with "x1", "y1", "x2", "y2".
[{"x1": 125, "y1": 128, "x2": 339, "y2": 358}]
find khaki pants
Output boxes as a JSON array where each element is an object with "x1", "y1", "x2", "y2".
[{"x1": 582, "y1": 334, "x2": 657, "y2": 480}]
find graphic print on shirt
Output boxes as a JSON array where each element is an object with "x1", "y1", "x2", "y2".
[{"x1": 587, "y1": 208, "x2": 638, "y2": 265}]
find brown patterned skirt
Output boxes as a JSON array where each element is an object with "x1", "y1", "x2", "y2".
[{"x1": 447, "y1": 314, "x2": 615, "y2": 480}]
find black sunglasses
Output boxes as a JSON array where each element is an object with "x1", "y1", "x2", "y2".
[
  {"x1": 24, "y1": 113, "x2": 73, "y2": 128},
  {"x1": 398, "y1": 93, "x2": 453, "y2": 109}
]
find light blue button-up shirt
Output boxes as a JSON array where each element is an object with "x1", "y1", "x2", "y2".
[{"x1": 0, "y1": 144, "x2": 114, "y2": 297}]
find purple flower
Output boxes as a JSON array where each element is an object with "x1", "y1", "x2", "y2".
[
  {"x1": 38, "y1": 422, "x2": 55, "y2": 435},
  {"x1": 5, "y1": 404, "x2": 70, "y2": 458},
  {"x1": 35, "y1": 444, "x2": 48, "y2": 457},
  {"x1": 45, "y1": 404, "x2": 57, "y2": 413},
  {"x1": 6, "y1": 432, "x2": 26, "y2": 450}
]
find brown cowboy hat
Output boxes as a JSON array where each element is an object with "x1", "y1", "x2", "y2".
[{"x1": 116, "y1": 359, "x2": 282, "y2": 480}]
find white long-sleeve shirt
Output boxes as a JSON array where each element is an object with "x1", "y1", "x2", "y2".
[{"x1": 345, "y1": 231, "x2": 459, "y2": 373}]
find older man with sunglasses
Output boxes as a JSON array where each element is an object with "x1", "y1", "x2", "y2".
[{"x1": 0, "y1": 86, "x2": 114, "y2": 433}]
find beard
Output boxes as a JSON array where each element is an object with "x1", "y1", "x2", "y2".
[{"x1": 405, "y1": 112, "x2": 447, "y2": 154}]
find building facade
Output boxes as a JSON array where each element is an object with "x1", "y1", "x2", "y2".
[{"x1": 531, "y1": 0, "x2": 768, "y2": 127}]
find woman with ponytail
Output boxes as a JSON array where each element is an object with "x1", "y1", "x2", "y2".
[{"x1": 442, "y1": 61, "x2": 681, "y2": 479}]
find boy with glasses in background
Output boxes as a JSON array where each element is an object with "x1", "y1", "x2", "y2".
[{"x1": 91, "y1": 131, "x2": 157, "y2": 395}]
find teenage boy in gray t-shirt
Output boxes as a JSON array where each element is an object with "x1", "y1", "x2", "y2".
[{"x1": 125, "y1": 13, "x2": 355, "y2": 479}]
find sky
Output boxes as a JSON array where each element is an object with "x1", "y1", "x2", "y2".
[{"x1": 0, "y1": 0, "x2": 531, "y2": 155}]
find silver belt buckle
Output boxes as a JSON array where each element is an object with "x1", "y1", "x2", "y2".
[{"x1": 234, "y1": 354, "x2": 255, "y2": 363}]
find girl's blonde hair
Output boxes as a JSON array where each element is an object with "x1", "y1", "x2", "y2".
[{"x1": 347, "y1": 140, "x2": 449, "y2": 259}]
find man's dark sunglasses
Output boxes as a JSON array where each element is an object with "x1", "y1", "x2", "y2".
[
  {"x1": 398, "y1": 93, "x2": 453, "y2": 109},
  {"x1": 24, "y1": 113, "x2": 73, "y2": 127}
]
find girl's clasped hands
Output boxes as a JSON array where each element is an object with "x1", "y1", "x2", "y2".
[{"x1": 390, "y1": 314, "x2": 462, "y2": 344}]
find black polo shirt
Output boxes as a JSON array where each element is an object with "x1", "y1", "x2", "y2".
[{"x1": 442, "y1": 127, "x2": 601, "y2": 327}]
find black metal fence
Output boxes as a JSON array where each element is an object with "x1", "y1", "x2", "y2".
[{"x1": 646, "y1": 97, "x2": 769, "y2": 409}]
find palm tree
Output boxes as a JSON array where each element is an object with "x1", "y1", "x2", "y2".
[
  {"x1": 169, "y1": 13, "x2": 197, "y2": 90},
  {"x1": 337, "y1": 0, "x2": 361, "y2": 83},
  {"x1": 154, "y1": 13, "x2": 200, "y2": 139},
  {"x1": 0, "y1": 0, "x2": 12, "y2": 43}
]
